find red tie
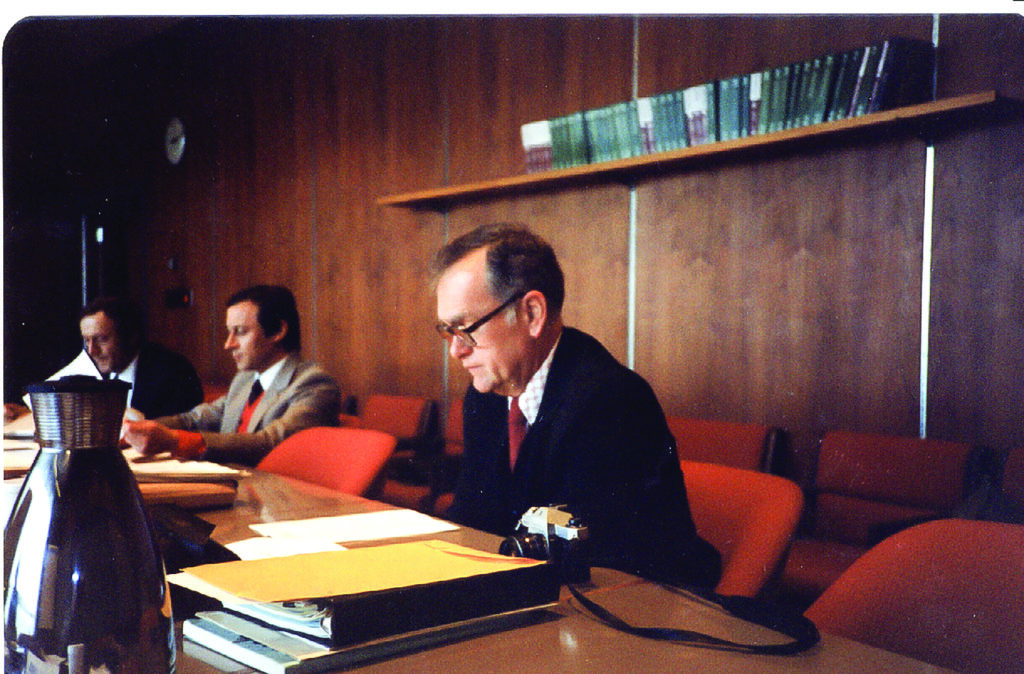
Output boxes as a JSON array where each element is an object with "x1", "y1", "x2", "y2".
[
  {"x1": 508, "y1": 396, "x2": 527, "y2": 469},
  {"x1": 237, "y1": 380, "x2": 264, "y2": 432}
]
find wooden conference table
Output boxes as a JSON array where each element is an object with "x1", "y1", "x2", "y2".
[{"x1": 174, "y1": 470, "x2": 947, "y2": 673}]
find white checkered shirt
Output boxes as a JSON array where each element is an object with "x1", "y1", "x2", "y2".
[{"x1": 509, "y1": 332, "x2": 560, "y2": 426}]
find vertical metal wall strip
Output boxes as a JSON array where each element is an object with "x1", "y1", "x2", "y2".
[
  {"x1": 920, "y1": 146, "x2": 935, "y2": 440},
  {"x1": 628, "y1": 192, "x2": 638, "y2": 370},
  {"x1": 919, "y1": 15, "x2": 940, "y2": 439},
  {"x1": 81, "y1": 215, "x2": 88, "y2": 305},
  {"x1": 626, "y1": 16, "x2": 640, "y2": 370},
  {"x1": 95, "y1": 226, "x2": 104, "y2": 296}
]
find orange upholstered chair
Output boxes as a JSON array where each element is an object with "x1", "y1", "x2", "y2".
[
  {"x1": 201, "y1": 381, "x2": 230, "y2": 403},
  {"x1": 358, "y1": 394, "x2": 443, "y2": 511},
  {"x1": 992, "y1": 446, "x2": 1024, "y2": 523},
  {"x1": 431, "y1": 398, "x2": 465, "y2": 517},
  {"x1": 379, "y1": 398, "x2": 466, "y2": 515},
  {"x1": 442, "y1": 397, "x2": 465, "y2": 459},
  {"x1": 780, "y1": 430, "x2": 982, "y2": 607},
  {"x1": 805, "y1": 519, "x2": 1024, "y2": 673},
  {"x1": 358, "y1": 394, "x2": 438, "y2": 454},
  {"x1": 681, "y1": 459, "x2": 804, "y2": 598},
  {"x1": 666, "y1": 416, "x2": 781, "y2": 472},
  {"x1": 257, "y1": 427, "x2": 396, "y2": 496}
]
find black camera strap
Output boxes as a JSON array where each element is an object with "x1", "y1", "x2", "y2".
[{"x1": 566, "y1": 583, "x2": 820, "y2": 655}]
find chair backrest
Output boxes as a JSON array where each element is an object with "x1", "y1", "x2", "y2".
[
  {"x1": 667, "y1": 416, "x2": 780, "y2": 472},
  {"x1": 443, "y1": 397, "x2": 464, "y2": 458},
  {"x1": 257, "y1": 427, "x2": 397, "y2": 496},
  {"x1": 812, "y1": 431, "x2": 978, "y2": 545},
  {"x1": 805, "y1": 519, "x2": 1024, "y2": 673},
  {"x1": 202, "y1": 381, "x2": 230, "y2": 403},
  {"x1": 681, "y1": 459, "x2": 804, "y2": 598},
  {"x1": 359, "y1": 394, "x2": 438, "y2": 452},
  {"x1": 995, "y1": 446, "x2": 1024, "y2": 523}
]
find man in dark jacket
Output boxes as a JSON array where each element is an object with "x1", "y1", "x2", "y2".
[
  {"x1": 5, "y1": 296, "x2": 203, "y2": 422},
  {"x1": 435, "y1": 224, "x2": 720, "y2": 588}
]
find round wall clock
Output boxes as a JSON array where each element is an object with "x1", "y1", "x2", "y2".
[{"x1": 164, "y1": 117, "x2": 186, "y2": 165}]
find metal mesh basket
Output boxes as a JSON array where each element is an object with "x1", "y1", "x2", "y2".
[{"x1": 25, "y1": 376, "x2": 130, "y2": 450}]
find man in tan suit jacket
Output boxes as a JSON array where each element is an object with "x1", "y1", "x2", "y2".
[{"x1": 124, "y1": 285, "x2": 341, "y2": 466}]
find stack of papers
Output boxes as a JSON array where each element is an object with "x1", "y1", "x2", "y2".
[
  {"x1": 3, "y1": 418, "x2": 243, "y2": 482},
  {"x1": 123, "y1": 448, "x2": 247, "y2": 482},
  {"x1": 184, "y1": 603, "x2": 543, "y2": 674},
  {"x1": 127, "y1": 448, "x2": 245, "y2": 508},
  {"x1": 2, "y1": 447, "x2": 39, "y2": 479},
  {"x1": 3, "y1": 441, "x2": 245, "y2": 509},
  {"x1": 2, "y1": 445, "x2": 245, "y2": 482},
  {"x1": 179, "y1": 540, "x2": 560, "y2": 673},
  {"x1": 3, "y1": 416, "x2": 38, "y2": 479},
  {"x1": 173, "y1": 539, "x2": 539, "y2": 604}
]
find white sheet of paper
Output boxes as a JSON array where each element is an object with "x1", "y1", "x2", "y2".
[
  {"x1": 250, "y1": 509, "x2": 458, "y2": 544},
  {"x1": 3, "y1": 439, "x2": 38, "y2": 451},
  {"x1": 226, "y1": 536, "x2": 345, "y2": 560},
  {"x1": 3, "y1": 447, "x2": 245, "y2": 485},
  {"x1": 3, "y1": 447, "x2": 39, "y2": 476},
  {"x1": 122, "y1": 448, "x2": 247, "y2": 482}
]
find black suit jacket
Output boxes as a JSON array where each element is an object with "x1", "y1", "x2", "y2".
[
  {"x1": 131, "y1": 342, "x2": 204, "y2": 420},
  {"x1": 447, "y1": 327, "x2": 721, "y2": 588}
]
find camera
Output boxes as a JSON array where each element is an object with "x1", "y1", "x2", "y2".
[{"x1": 499, "y1": 505, "x2": 590, "y2": 584}]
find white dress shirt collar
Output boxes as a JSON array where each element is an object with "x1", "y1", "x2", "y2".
[
  {"x1": 115, "y1": 354, "x2": 139, "y2": 407},
  {"x1": 508, "y1": 333, "x2": 561, "y2": 426},
  {"x1": 256, "y1": 356, "x2": 287, "y2": 393}
]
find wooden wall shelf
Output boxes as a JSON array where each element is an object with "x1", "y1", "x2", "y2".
[{"x1": 378, "y1": 91, "x2": 1015, "y2": 211}]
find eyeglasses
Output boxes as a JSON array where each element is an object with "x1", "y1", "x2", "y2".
[{"x1": 435, "y1": 290, "x2": 526, "y2": 347}]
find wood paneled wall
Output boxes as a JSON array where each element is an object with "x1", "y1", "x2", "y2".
[
  {"x1": 928, "y1": 15, "x2": 1024, "y2": 452},
  {"x1": 11, "y1": 14, "x2": 1018, "y2": 483}
]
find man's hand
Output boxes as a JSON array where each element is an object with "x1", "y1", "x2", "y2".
[
  {"x1": 122, "y1": 420, "x2": 207, "y2": 461},
  {"x1": 123, "y1": 407, "x2": 145, "y2": 422},
  {"x1": 4, "y1": 403, "x2": 30, "y2": 424},
  {"x1": 122, "y1": 420, "x2": 180, "y2": 457}
]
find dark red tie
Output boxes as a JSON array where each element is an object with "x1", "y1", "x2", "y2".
[
  {"x1": 237, "y1": 380, "x2": 264, "y2": 432},
  {"x1": 248, "y1": 379, "x2": 263, "y2": 404},
  {"x1": 508, "y1": 396, "x2": 527, "y2": 469}
]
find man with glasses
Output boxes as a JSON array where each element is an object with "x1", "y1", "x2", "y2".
[{"x1": 434, "y1": 224, "x2": 720, "y2": 588}]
